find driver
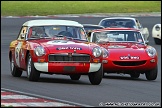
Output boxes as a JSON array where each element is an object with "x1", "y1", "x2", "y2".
[
  {"x1": 96, "y1": 33, "x2": 108, "y2": 42},
  {"x1": 109, "y1": 21, "x2": 117, "y2": 27},
  {"x1": 34, "y1": 27, "x2": 47, "y2": 37}
]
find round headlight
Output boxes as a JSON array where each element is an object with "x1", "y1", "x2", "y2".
[
  {"x1": 146, "y1": 47, "x2": 157, "y2": 58},
  {"x1": 93, "y1": 47, "x2": 102, "y2": 57},
  {"x1": 155, "y1": 25, "x2": 160, "y2": 31},
  {"x1": 102, "y1": 48, "x2": 109, "y2": 58},
  {"x1": 35, "y1": 46, "x2": 46, "y2": 56}
]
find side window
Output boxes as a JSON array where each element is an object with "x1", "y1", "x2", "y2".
[{"x1": 17, "y1": 26, "x2": 28, "y2": 40}]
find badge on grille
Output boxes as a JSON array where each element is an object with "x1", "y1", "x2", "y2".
[{"x1": 68, "y1": 53, "x2": 72, "y2": 57}]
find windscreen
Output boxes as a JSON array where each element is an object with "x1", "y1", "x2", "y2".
[
  {"x1": 27, "y1": 26, "x2": 87, "y2": 40},
  {"x1": 92, "y1": 31, "x2": 144, "y2": 43},
  {"x1": 100, "y1": 19, "x2": 136, "y2": 28}
]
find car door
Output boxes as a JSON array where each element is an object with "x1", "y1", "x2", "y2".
[{"x1": 14, "y1": 26, "x2": 28, "y2": 68}]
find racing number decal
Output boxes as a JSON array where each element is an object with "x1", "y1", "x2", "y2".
[
  {"x1": 47, "y1": 40, "x2": 75, "y2": 45},
  {"x1": 15, "y1": 42, "x2": 22, "y2": 67}
]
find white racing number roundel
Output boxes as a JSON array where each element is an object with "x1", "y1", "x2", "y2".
[
  {"x1": 15, "y1": 42, "x2": 22, "y2": 67},
  {"x1": 47, "y1": 40, "x2": 75, "y2": 45}
]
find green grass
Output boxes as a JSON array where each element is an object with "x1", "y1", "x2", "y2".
[{"x1": 1, "y1": 1, "x2": 161, "y2": 16}]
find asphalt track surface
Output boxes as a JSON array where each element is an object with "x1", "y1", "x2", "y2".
[{"x1": 1, "y1": 16, "x2": 161, "y2": 107}]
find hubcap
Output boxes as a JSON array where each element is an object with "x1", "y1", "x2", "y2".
[{"x1": 27, "y1": 56, "x2": 31, "y2": 78}]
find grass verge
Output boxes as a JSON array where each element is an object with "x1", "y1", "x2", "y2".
[{"x1": 1, "y1": 1, "x2": 161, "y2": 16}]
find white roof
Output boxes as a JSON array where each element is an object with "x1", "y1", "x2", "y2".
[
  {"x1": 100, "y1": 17, "x2": 136, "y2": 21},
  {"x1": 23, "y1": 19, "x2": 83, "y2": 27}
]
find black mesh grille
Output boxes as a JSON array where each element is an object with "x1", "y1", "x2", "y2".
[
  {"x1": 113, "y1": 60, "x2": 146, "y2": 66},
  {"x1": 48, "y1": 54, "x2": 90, "y2": 62}
]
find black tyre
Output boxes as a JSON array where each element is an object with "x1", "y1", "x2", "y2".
[
  {"x1": 70, "y1": 74, "x2": 81, "y2": 80},
  {"x1": 154, "y1": 38, "x2": 161, "y2": 45},
  {"x1": 10, "y1": 55, "x2": 22, "y2": 77},
  {"x1": 27, "y1": 54, "x2": 40, "y2": 81},
  {"x1": 88, "y1": 64, "x2": 103, "y2": 85},
  {"x1": 103, "y1": 72, "x2": 106, "y2": 78},
  {"x1": 145, "y1": 66, "x2": 158, "y2": 80},
  {"x1": 130, "y1": 72, "x2": 140, "y2": 78}
]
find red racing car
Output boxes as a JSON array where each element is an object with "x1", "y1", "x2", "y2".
[
  {"x1": 9, "y1": 19, "x2": 105, "y2": 85},
  {"x1": 88, "y1": 28, "x2": 158, "y2": 80}
]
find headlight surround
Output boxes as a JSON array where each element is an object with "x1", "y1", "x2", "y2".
[
  {"x1": 34, "y1": 46, "x2": 46, "y2": 56},
  {"x1": 92, "y1": 47, "x2": 102, "y2": 57},
  {"x1": 155, "y1": 25, "x2": 160, "y2": 31},
  {"x1": 146, "y1": 47, "x2": 157, "y2": 58},
  {"x1": 102, "y1": 48, "x2": 109, "y2": 58}
]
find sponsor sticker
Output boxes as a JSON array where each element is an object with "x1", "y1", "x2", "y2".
[{"x1": 56, "y1": 47, "x2": 82, "y2": 50}]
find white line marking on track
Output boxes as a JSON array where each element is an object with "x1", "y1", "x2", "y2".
[{"x1": 1, "y1": 95, "x2": 38, "y2": 99}]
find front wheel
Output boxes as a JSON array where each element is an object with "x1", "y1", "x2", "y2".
[
  {"x1": 145, "y1": 66, "x2": 158, "y2": 80},
  {"x1": 10, "y1": 55, "x2": 22, "y2": 77},
  {"x1": 70, "y1": 74, "x2": 81, "y2": 80},
  {"x1": 27, "y1": 54, "x2": 40, "y2": 81},
  {"x1": 88, "y1": 64, "x2": 103, "y2": 85}
]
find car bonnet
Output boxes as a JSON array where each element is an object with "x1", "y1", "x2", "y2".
[{"x1": 38, "y1": 39, "x2": 92, "y2": 54}]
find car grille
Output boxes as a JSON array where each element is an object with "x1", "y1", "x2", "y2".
[
  {"x1": 113, "y1": 60, "x2": 146, "y2": 66},
  {"x1": 48, "y1": 54, "x2": 90, "y2": 62}
]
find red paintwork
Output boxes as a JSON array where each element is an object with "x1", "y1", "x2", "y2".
[
  {"x1": 102, "y1": 42, "x2": 158, "y2": 72},
  {"x1": 93, "y1": 28, "x2": 158, "y2": 73},
  {"x1": 9, "y1": 38, "x2": 102, "y2": 74}
]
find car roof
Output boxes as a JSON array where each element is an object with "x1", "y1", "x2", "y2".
[
  {"x1": 100, "y1": 17, "x2": 136, "y2": 21},
  {"x1": 23, "y1": 19, "x2": 83, "y2": 27},
  {"x1": 92, "y1": 27, "x2": 140, "y2": 32}
]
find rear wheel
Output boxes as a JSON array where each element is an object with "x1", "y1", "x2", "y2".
[
  {"x1": 70, "y1": 74, "x2": 81, "y2": 80},
  {"x1": 145, "y1": 66, "x2": 158, "y2": 80},
  {"x1": 130, "y1": 72, "x2": 140, "y2": 78},
  {"x1": 88, "y1": 64, "x2": 103, "y2": 85},
  {"x1": 27, "y1": 54, "x2": 40, "y2": 81},
  {"x1": 10, "y1": 55, "x2": 22, "y2": 77}
]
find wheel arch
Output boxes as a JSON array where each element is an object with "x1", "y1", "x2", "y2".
[
  {"x1": 9, "y1": 50, "x2": 12, "y2": 62},
  {"x1": 25, "y1": 50, "x2": 30, "y2": 65}
]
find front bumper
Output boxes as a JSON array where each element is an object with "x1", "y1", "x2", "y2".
[
  {"x1": 34, "y1": 62, "x2": 101, "y2": 74},
  {"x1": 103, "y1": 58, "x2": 157, "y2": 72}
]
